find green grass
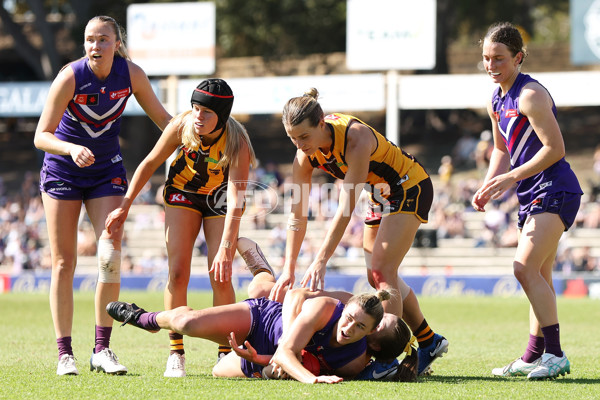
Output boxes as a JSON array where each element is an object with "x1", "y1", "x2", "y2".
[{"x1": 1, "y1": 291, "x2": 599, "y2": 399}]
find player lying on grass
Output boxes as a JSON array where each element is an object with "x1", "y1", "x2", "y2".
[
  {"x1": 107, "y1": 239, "x2": 417, "y2": 383},
  {"x1": 215, "y1": 238, "x2": 417, "y2": 381}
]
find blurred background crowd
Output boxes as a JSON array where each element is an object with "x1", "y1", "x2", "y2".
[{"x1": 2, "y1": 137, "x2": 599, "y2": 276}]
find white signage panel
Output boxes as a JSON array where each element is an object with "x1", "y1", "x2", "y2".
[
  {"x1": 127, "y1": 2, "x2": 215, "y2": 76},
  {"x1": 346, "y1": 0, "x2": 436, "y2": 71},
  {"x1": 177, "y1": 74, "x2": 386, "y2": 115}
]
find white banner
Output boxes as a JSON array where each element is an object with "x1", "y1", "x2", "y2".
[
  {"x1": 3, "y1": 72, "x2": 600, "y2": 117},
  {"x1": 126, "y1": 2, "x2": 215, "y2": 76},
  {"x1": 346, "y1": 0, "x2": 436, "y2": 71},
  {"x1": 176, "y1": 74, "x2": 386, "y2": 115}
]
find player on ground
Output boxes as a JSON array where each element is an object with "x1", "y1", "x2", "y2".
[
  {"x1": 218, "y1": 238, "x2": 418, "y2": 381},
  {"x1": 108, "y1": 287, "x2": 404, "y2": 383}
]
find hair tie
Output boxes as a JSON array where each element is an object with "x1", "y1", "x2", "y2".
[{"x1": 403, "y1": 335, "x2": 417, "y2": 356}]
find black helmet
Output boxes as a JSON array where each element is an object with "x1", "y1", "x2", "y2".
[{"x1": 190, "y1": 78, "x2": 234, "y2": 133}]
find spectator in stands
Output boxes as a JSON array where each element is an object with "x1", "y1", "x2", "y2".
[
  {"x1": 573, "y1": 246, "x2": 598, "y2": 273},
  {"x1": 105, "y1": 78, "x2": 256, "y2": 377},
  {"x1": 474, "y1": 130, "x2": 494, "y2": 176},
  {"x1": 33, "y1": 16, "x2": 172, "y2": 376},
  {"x1": 452, "y1": 133, "x2": 478, "y2": 169},
  {"x1": 473, "y1": 22, "x2": 583, "y2": 380},
  {"x1": 438, "y1": 155, "x2": 454, "y2": 189},
  {"x1": 271, "y1": 88, "x2": 448, "y2": 377}
]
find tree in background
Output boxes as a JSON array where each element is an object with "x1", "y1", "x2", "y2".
[{"x1": 0, "y1": 0, "x2": 570, "y2": 81}]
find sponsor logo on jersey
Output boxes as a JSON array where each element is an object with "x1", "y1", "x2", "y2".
[
  {"x1": 111, "y1": 177, "x2": 127, "y2": 186},
  {"x1": 100, "y1": 86, "x2": 106, "y2": 94},
  {"x1": 204, "y1": 157, "x2": 219, "y2": 164},
  {"x1": 111, "y1": 154, "x2": 123, "y2": 163},
  {"x1": 325, "y1": 114, "x2": 341, "y2": 121},
  {"x1": 74, "y1": 94, "x2": 99, "y2": 105},
  {"x1": 109, "y1": 88, "x2": 130, "y2": 100},
  {"x1": 169, "y1": 193, "x2": 193, "y2": 204},
  {"x1": 208, "y1": 168, "x2": 221, "y2": 175},
  {"x1": 187, "y1": 150, "x2": 199, "y2": 161},
  {"x1": 539, "y1": 181, "x2": 553, "y2": 190},
  {"x1": 505, "y1": 109, "x2": 518, "y2": 118},
  {"x1": 396, "y1": 174, "x2": 409, "y2": 186}
]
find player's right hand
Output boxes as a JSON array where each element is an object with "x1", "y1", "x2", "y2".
[
  {"x1": 70, "y1": 144, "x2": 95, "y2": 168},
  {"x1": 105, "y1": 208, "x2": 127, "y2": 234},
  {"x1": 269, "y1": 270, "x2": 295, "y2": 303}
]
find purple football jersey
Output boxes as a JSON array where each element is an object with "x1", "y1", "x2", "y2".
[
  {"x1": 42, "y1": 56, "x2": 132, "y2": 179},
  {"x1": 491, "y1": 73, "x2": 582, "y2": 205}
]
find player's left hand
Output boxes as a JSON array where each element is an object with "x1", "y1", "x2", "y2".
[
  {"x1": 210, "y1": 247, "x2": 232, "y2": 282},
  {"x1": 300, "y1": 259, "x2": 327, "y2": 291},
  {"x1": 228, "y1": 332, "x2": 258, "y2": 362}
]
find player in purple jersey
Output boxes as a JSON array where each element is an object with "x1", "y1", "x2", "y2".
[
  {"x1": 213, "y1": 238, "x2": 418, "y2": 382},
  {"x1": 33, "y1": 16, "x2": 172, "y2": 376},
  {"x1": 473, "y1": 22, "x2": 582, "y2": 380},
  {"x1": 107, "y1": 287, "x2": 407, "y2": 384}
]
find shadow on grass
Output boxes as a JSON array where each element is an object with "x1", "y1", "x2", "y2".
[{"x1": 421, "y1": 375, "x2": 600, "y2": 384}]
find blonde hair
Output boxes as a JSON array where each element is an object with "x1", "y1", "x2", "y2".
[
  {"x1": 281, "y1": 87, "x2": 324, "y2": 130},
  {"x1": 176, "y1": 111, "x2": 256, "y2": 169},
  {"x1": 87, "y1": 16, "x2": 131, "y2": 61}
]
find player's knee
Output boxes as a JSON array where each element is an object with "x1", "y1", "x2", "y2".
[
  {"x1": 172, "y1": 312, "x2": 194, "y2": 335},
  {"x1": 247, "y1": 281, "x2": 269, "y2": 299},
  {"x1": 97, "y1": 238, "x2": 121, "y2": 283},
  {"x1": 168, "y1": 268, "x2": 191, "y2": 288},
  {"x1": 366, "y1": 269, "x2": 377, "y2": 288},
  {"x1": 370, "y1": 269, "x2": 388, "y2": 287},
  {"x1": 512, "y1": 261, "x2": 533, "y2": 287}
]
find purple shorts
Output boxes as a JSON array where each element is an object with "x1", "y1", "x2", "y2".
[
  {"x1": 517, "y1": 191, "x2": 581, "y2": 231},
  {"x1": 39, "y1": 165, "x2": 127, "y2": 201},
  {"x1": 240, "y1": 298, "x2": 283, "y2": 378}
]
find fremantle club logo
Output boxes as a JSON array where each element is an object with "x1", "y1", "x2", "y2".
[{"x1": 585, "y1": 0, "x2": 600, "y2": 59}]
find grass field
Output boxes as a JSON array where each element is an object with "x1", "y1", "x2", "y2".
[{"x1": 1, "y1": 291, "x2": 599, "y2": 400}]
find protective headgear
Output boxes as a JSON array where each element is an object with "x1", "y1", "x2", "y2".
[{"x1": 190, "y1": 78, "x2": 234, "y2": 133}]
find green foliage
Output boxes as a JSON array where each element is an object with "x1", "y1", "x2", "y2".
[
  {"x1": 0, "y1": 291, "x2": 598, "y2": 399},
  {"x1": 449, "y1": 0, "x2": 570, "y2": 46},
  {"x1": 216, "y1": 0, "x2": 346, "y2": 58}
]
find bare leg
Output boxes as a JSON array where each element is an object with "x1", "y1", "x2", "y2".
[
  {"x1": 363, "y1": 214, "x2": 422, "y2": 318},
  {"x1": 203, "y1": 217, "x2": 236, "y2": 307},
  {"x1": 513, "y1": 213, "x2": 563, "y2": 328},
  {"x1": 85, "y1": 196, "x2": 125, "y2": 328},
  {"x1": 163, "y1": 206, "x2": 202, "y2": 312},
  {"x1": 43, "y1": 194, "x2": 81, "y2": 340},
  {"x1": 156, "y1": 303, "x2": 252, "y2": 346}
]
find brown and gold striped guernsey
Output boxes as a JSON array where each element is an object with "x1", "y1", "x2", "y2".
[
  {"x1": 166, "y1": 129, "x2": 228, "y2": 195},
  {"x1": 309, "y1": 113, "x2": 428, "y2": 198}
]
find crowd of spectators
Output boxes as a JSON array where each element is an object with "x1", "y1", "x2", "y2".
[{"x1": 2, "y1": 141, "x2": 599, "y2": 276}]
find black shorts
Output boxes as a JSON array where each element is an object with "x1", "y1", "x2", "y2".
[
  {"x1": 163, "y1": 185, "x2": 227, "y2": 218},
  {"x1": 365, "y1": 178, "x2": 433, "y2": 226}
]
